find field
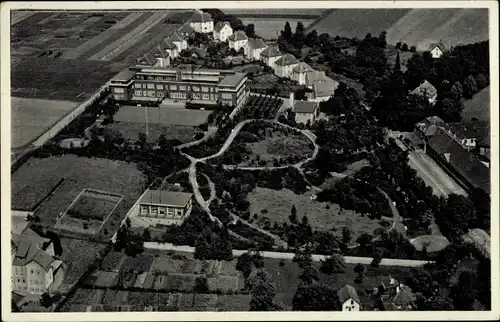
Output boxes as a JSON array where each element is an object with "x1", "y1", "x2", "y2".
[
  {"x1": 114, "y1": 105, "x2": 213, "y2": 127},
  {"x1": 223, "y1": 9, "x2": 325, "y2": 16},
  {"x1": 104, "y1": 121, "x2": 198, "y2": 143},
  {"x1": 247, "y1": 187, "x2": 383, "y2": 238},
  {"x1": 11, "y1": 97, "x2": 78, "y2": 148},
  {"x1": 385, "y1": 47, "x2": 415, "y2": 73},
  {"x1": 310, "y1": 8, "x2": 488, "y2": 51},
  {"x1": 11, "y1": 155, "x2": 145, "y2": 239},
  {"x1": 462, "y1": 86, "x2": 490, "y2": 122},
  {"x1": 240, "y1": 18, "x2": 315, "y2": 40},
  {"x1": 55, "y1": 189, "x2": 123, "y2": 235}
]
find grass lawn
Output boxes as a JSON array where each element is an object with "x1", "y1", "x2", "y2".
[
  {"x1": 240, "y1": 18, "x2": 315, "y2": 40},
  {"x1": 342, "y1": 159, "x2": 370, "y2": 176},
  {"x1": 462, "y1": 86, "x2": 490, "y2": 122},
  {"x1": 11, "y1": 97, "x2": 77, "y2": 148},
  {"x1": 12, "y1": 155, "x2": 146, "y2": 240},
  {"x1": 114, "y1": 105, "x2": 212, "y2": 126},
  {"x1": 410, "y1": 235, "x2": 450, "y2": 253},
  {"x1": 11, "y1": 173, "x2": 64, "y2": 211},
  {"x1": 247, "y1": 187, "x2": 383, "y2": 239},
  {"x1": 105, "y1": 121, "x2": 198, "y2": 143}
]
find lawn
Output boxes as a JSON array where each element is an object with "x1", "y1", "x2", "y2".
[
  {"x1": 462, "y1": 86, "x2": 490, "y2": 122},
  {"x1": 105, "y1": 121, "x2": 198, "y2": 143},
  {"x1": 247, "y1": 187, "x2": 383, "y2": 239},
  {"x1": 12, "y1": 155, "x2": 146, "y2": 240},
  {"x1": 11, "y1": 172, "x2": 64, "y2": 211},
  {"x1": 11, "y1": 97, "x2": 78, "y2": 148},
  {"x1": 240, "y1": 18, "x2": 315, "y2": 40},
  {"x1": 114, "y1": 105, "x2": 213, "y2": 126}
]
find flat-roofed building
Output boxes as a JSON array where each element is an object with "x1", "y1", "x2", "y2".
[
  {"x1": 138, "y1": 190, "x2": 193, "y2": 226},
  {"x1": 108, "y1": 64, "x2": 249, "y2": 109}
]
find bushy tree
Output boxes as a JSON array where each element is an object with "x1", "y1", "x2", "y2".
[
  {"x1": 320, "y1": 253, "x2": 346, "y2": 274},
  {"x1": 463, "y1": 74, "x2": 478, "y2": 99},
  {"x1": 249, "y1": 269, "x2": 278, "y2": 311},
  {"x1": 194, "y1": 276, "x2": 209, "y2": 293},
  {"x1": 293, "y1": 284, "x2": 340, "y2": 311}
]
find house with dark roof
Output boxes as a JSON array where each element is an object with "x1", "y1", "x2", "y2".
[
  {"x1": 426, "y1": 127, "x2": 490, "y2": 193},
  {"x1": 290, "y1": 94, "x2": 318, "y2": 125},
  {"x1": 338, "y1": 285, "x2": 361, "y2": 311},
  {"x1": 443, "y1": 121, "x2": 490, "y2": 152},
  {"x1": 382, "y1": 284, "x2": 416, "y2": 311},
  {"x1": 162, "y1": 38, "x2": 179, "y2": 58},
  {"x1": 137, "y1": 189, "x2": 193, "y2": 226},
  {"x1": 410, "y1": 80, "x2": 438, "y2": 105},
  {"x1": 308, "y1": 77, "x2": 340, "y2": 102},
  {"x1": 213, "y1": 21, "x2": 233, "y2": 42},
  {"x1": 274, "y1": 53, "x2": 299, "y2": 78},
  {"x1": 228, "y1": 30, "x2": 249, "y2": 52},
  {"x1": 414, "y1": 116, "x2": 445, "y2": 146},
  {"x1": 260, "y1": 46, "x2": 283, "y2": 69},
  {"x1": 189, "y1": 11, "x2": 214, "y2": 33},
  {"x1": 244, "y1": 38, "x2": 268, "y2": 61},
  {"x1": 178, "y1": 24, "x2": 195, "y2": 38},
  {"x1": 304, "y1": 70, "x2": 328, "y2": 88},
  {"x1": 291, "y1": 62, "x2": 314, "y2": 85},
  {"x1": 12, "y1": 219, "x2": 62, "y2": 295},
  {"x1": 168, "y1": 32, "x2": 188, "y2": 52},
  {"x1": 429, "y1": 41, "x2": 447, "y2": 59}
]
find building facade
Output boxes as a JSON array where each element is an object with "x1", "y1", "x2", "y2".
[
  {"x1": 244, "y1": 38, "x2": 268, "y2": 61},
  {"x1": 274, "y1": 53, "x2": 299, "y2": 78},
  {"x1": 138, "y1": 190, "x2": 193, "y2": 226},
  {"x1": 410, "y1": 80, "x2": 438, "y2": 106},
  {"x1": 429, "y1": 42, "x2": 446, "y2": 59},
  {"x1": 168, "y1": 32, "x2": 188, "y2": 52},
  {"x1": 109, "y1": 64, "x2": 249, "y2": 108},
  {"x1": 260, "y1": 46, "x2": 283, "y2": 69},
  {"x1": 189, "y1": 12, "x2": 214, "y2": 33},
  {"x1": 291, "y1": 62, "x2": 314, "y2": 85},
  {"x1": 338, "y1": 285, "x2": 361, "y2": 311},
  {"x1": 228, "y1": 31, "x2": 249, "y2": 52},
  {"x1": 213, "y1": 21, "x2": 233, "y2": 42}
]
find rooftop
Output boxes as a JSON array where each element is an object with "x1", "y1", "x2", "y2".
[
  {"x1": 12, "y1": 228, "x2": 54, "y2": 270},
  {"x1": 111, "y1": 68, "x2": 136, "y2": 82},
  {"x1": 305, "y1": 70, "x2": 328, "y2": 87},
  {"x1": 390, "y1": 285, "x2": 416, "y2": 307},
  {"x1": 260, "y1": 46, "x2": 282, "y2": 58},
  {"x1": 178, "y1": 24, "x2": 195, "y2": 35},
  {"x1": 162, "y1": 38, "x2": 177, "y2": 50},
  {"x1": 293, "y1": 62, "x2": 314, "y2": 74},
  {"x1": 313, "y1": 77, "x2": 339, "y2": 98},
  {"x1": 247, "y1": 38, "x2": 267, "y2": 50},
  {"x1": 274, "y1": 53, "x2": 299, "y2": 66},
  {"x1": 139, "y1": 190, "x2": 193, "y2": 207},
  {"x1": 415, "y1": 116, "x2": 445, "y2": 137},
  {"x1": 190, "y1": 12, "x2": 213, "y2": 23},
  {"x1": 337, "y1": 284, "x2": 361, "y2": 304},
  {"x1": 410, "y1": 80, "x2": 437, "y2": 98},
  {"x1": 444, "y1": 121, "x2": 490, "y2": 145},
  {"x1": 228, "y1": 30, "x2": 248, "y2": 42},
  {"x1": 214, "y1": 21, "x2": 231, "y2": 32},
  {"x1": 219, "y1": 72, "x2": 247, "y2": 87},
  {"x1": 169, "y1": 32, "x2": 185, "y2": 42},
  {"x1": 429, "y1": 41, "x2": 447, "y2": 52},
  {"x1": 294, "y1": 100, "x2": 318, "y2": 114}
]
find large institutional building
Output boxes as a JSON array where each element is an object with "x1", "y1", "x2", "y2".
[{"x1": 109, "y1": 64, "x2": 249, "y2": 109}]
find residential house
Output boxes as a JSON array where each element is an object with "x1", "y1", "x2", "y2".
[
  {"x1": 168, "y1": 32, "x2": 188, "y2": 52},
  {"x1": 244, "y1": 38, "x2": 268, "y2": 61},
  {"x1": 260, "y1": 46, "x2": 283, "y2": 69},
  {"x1": 136, "y1": 46, "x2": 170, "y2": 68},
  {"x1": 228, "y1": 30, "x2": 249, "y2": 53},
  {"x1": 138, "y1": 190, "x2": 193, "y2": 226},
  {"x1": 337, "y1": 285, "x2": 361, "y2": 311},
  {"x1": 426, "y1": 126, "x2": 490, "y2": 193},
  {"x1": 410, "y1": 80, "x2": 438, "y2": 106},
  {"x1": 429, "y1": 42, "x2": 447, "y2": 59},
  {"x1": 291, "y1": 62, "x2": 314, "y2": 85},
  {"x1": 292, "y1": 98, "x2": 319, "y2": 125},
  {"x1": 304, "y1": 70, "x2": 328, "y2": 89},
  {"x1": 382, "y1": 284, "x2": 417, "y2": 311},
  {"x1": 189, "y1": 11, "x2": 214, "y2": 33},
  {"x1": 12, "y1": 218, "x2": 62, "y2": 295},
  {"x1": 414, "y1": 116, "x2": 445, "y2": 150},
  {"x1": 178, "y1": 24, "x2": 196, "y2": 39},
  {"x1": 213, "y1": 21, "x2": 233, "y2": 42},
  {"x1": 162, "y1": 38, "x2": 179, "y2": 59},
  {"x1": 187, "y1": 47, "x2": 207, "y2": 60},
  {"x1": 443, "y1": 121, "x2": 490, "y2": 152},
  {"x1": 274, "y1": 53, "x2": 299, "y2": 78},
  {"x1": 307, "y1": 77, "x2": 339, "y2": 102}
]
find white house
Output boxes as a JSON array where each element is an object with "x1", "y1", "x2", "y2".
[
  {"x1": 291, "y1": 96, "x2": 319, "y2": 125},
  {"x1": 274, "y1": 53, "x2": 299, "y2": 78},
  {"x1": 168, "y1": 32, "x2": 188, "y2": 52},
  {"x1": 162, "y1": 38, "x2": 179, "y2": 59},
  {"x1": 12, "y1": 220, "x2": 62, "y2": 295},
  {"x1": 244, "y1": 38, "x2": 268, "y2": 61},
  {"x1": 337, "y1": 285, "x2": 361, "y2": 311},
  {"x1": 137, "y1": 45, "x2": 170, "y2": 67},
  {"x1": 189, "y1": 11, "x2": 214, "y2": 34},
  {"x1": 213, "y1": 21, "x2": 233, "y2": 42},
  {"x1": 260, "y1": 46, "x2": 283, "y2": 69},
  {"x1": 410, "y1": 80, "x2": 438, "y2": 106},
  {"x1": 291, "y1": 62, "x2": 314, "y2": 85},
  {"x1": 307, "y1": 77, "x2": 340, "y2": 102},
  {"x1": 228, "y1": 30, "x2": 249, "y2": 52},
  {"x1": 428, "y1": 42, "x2": 447, "y2": 59}
]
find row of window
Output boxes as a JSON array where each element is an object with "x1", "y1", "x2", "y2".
[
  {"x1": 133, "y1": 83, "x2": 217, "y2": 92},
  {"x1": 140, "y1": 205, "x2": 183, "y2": 217}
]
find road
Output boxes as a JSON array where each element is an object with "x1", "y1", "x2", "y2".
[{"x1": 143, "y1": 242, "x2": 434, "y2": 267}]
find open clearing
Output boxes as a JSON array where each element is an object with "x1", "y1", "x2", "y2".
[
  {"x1": 114, "y1": 105, "x2": 212, "y2": 126},
  {"x1": 247, "y1": 187, "x2": 383, "y2": 238},
  {"x1": 11, "y1": 97, "x2": 78, "y2": 148},
  {"x1": 11, "y1": 155, "x2": 145, "y2": 238},
  {"x1": 462, "y1": 86, "x2": 490, "y2": 122},
  {"x1": 311, "y1": 8, "x2": 488, "y2": 51},
  {"x1": 240, "y1": 18, "x2": 315, "y2": 40},
  {"x1": 105, "y1": 121, "x2": 198, "y2": 143}
]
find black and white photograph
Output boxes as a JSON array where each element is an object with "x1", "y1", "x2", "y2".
[{"x1": 1, "y1": 1, "x2": 498, "y2": 320}]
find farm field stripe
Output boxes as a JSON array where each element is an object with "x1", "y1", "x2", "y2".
[
  {"x1": 10, "y1": 11, "x2": 37, "y2": 26},
  {"x1": 37, "y1": 12, "x2": 63, "y2": 25},
  {"x1": 62, "y1": 12, "x2": 150, "y2": 60},
  {"x1": 110, "y1": 12, "x2": 144, "y2": 29},
  {"x1": 11, "y1": 12, "x2": 55, "y2": 26},
  {"x1": 92, "y1": 12, "x2": 171, "y2": 61}
]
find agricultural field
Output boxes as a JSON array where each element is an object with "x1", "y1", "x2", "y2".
[
  {"x1": 104, "y1": 121, "x2": 198, "y2": 143},
  {"x1": 240, "y1": 18, "x2": 315, "y2": 40},
  {"x1": 114, "y1": 105, "x2": 213, "y2": 126},
  {"x1": 247, "y1": 187, "x2": 383, "y2": 239},
  {"x1": 55, "y1": 189, "x2": 123, "y2": 236},
  {"x1": 223, "y1": 9, "x2": 325, "y2": 16},
  {"x1": 462, "y1": 86, "x2": 490, "y2": 122},
  {"x1": 11, "y1": 97, "x2": 78, "y2": 148},
  {"x1": 310, "y1": 8, "x2": 488, "y2": 51},
  {"x1": 11, "y1": 155, "x2": 146, "y2": 239}
]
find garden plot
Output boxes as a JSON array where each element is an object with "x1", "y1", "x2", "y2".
[
  {"x1": 54, "y1": 188, "x2": 123, "y2": 236},
  {"x1": 114, "y1": 105, "x2": 212, "y2": 126},
  {"x1": 104, "y1": 121, "x2": 197, "y2": 143}
]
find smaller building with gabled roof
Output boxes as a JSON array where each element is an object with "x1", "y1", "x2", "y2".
[
  {"x1": 274, "y1": 53, "x2": 299, "y2": 78},
  {"x1": 338, "y1": 284, "x2": 361, "y2": 311},
  {"x1": 291, "y1": 62, "x2": 314, "y2": 85},
  {"x1": 429, "y1": 41, "x2": 447, "y2": 59},
  {"x1": 260, "y1": 46, "x2": 283, "y2": 69},
  {"x1": 213, "y1": 21, "x2": 233, "y2": 42},
  {"x1": 244, "y1": 38, "x2": 268, "y2": 61},
  {"x1": 189, "y1": 11, "x2": 214, "y2": 33},
  {"x1": 178, "y1": 24, "x2": 195, "y2": 38},
  {"x1": 410, "y1": 80, "x2": 438, "y2": 105},
  {"x1": 228, "y1": 30, "x2": 249, "y2": 52},
  {"x1": 168, "y1": 32, "x2": 188, "y2": 52}
]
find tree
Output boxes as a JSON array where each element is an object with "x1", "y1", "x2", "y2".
[
  {"x1": 138, "y1": 131, "x2": 147, "y2": 145},
  {"x1": 293, "y1": 246, "x2": 313, "y2": 269},
  {"x1": 282, "y1": 21, "x2": 293, "y2": 43},
  {"x1": 299, "y1": 264, "x2": 319, "y2": 285},
  {"x1": 463, "y1": 74, "x2": 478, "y2": 99},
  {"x1": 125, "y1": 217, "x2": 131, "y2": 228},
  {"x1": 289, "y1": 205, "x2": 298, "y2": 224},
  {"x1": 354, "y1": 263, "x2": 365, "y2": 283},
  {"x1": 320, "y1": 253, "x2": 346, "y2": 274},
  {"x1": 393, "y1": 52, "x2": 401, "y2": 72},
  {"x1": 475, "y1": 73, "x2": 488, "y2": 89},
  {"x1": 249, "y1": 269, "x2": 278, "y2": 311},
  {"x1": 451, "y1": 271, "x2": 478, "y2": 310},
  {"x1": 292, "y1": 21, "x2": 306, "y2": 49},
  {"x1": 341, "y1": 227, "x2": 352, "y2": 247},
  {"x1": 450, "y1": 81, "x2": 464, "y2": 101},
  {"x1": 439, "y1": 98, "x2": 463, "y2": 122},
  {"x1": 244, "y1": 23, "x2": 256, "y2": 38},
  {"x1": 158, "y1": 133, "x2": 167, "y2": 149},
  {"x1": 194, "y1": 235, "x2": 210, "y2": 260},
  {"x1": 410, "y1": 45, "x2": 417, "y2": 52},
  {"x1": 292, "y1": 284, "x2": 340, "y2": 311},
  {"x1": 142, "y1": 228, "x2": 152, "y2": 241},
  {"x1": 194, "y1": 276, "x2": 209, "y2": 293},
  {"x1": 236, "y1": 251, "x2": 254, "y2": 280},
  {"x1": 371, "y1": 251, "x2": 382, "y2": 267},
  {"x1": 378, "y1": 31, "x2": 387, "y2": 48},
  {"x1": 40, "y1": 293, "x2": 53, "y2": 308},
  {"x1": 396, "y1": 42, "x2": 402, "y2": 49},
  {"x1": 401, "y1": 43, "x2": 409, "y2": 51},
  {"x1": 435, "y1": 194, "x2": 477, "y2": 241},
  {"x1": 356, "y1": 232, "x2": 373, "y2": 252}
]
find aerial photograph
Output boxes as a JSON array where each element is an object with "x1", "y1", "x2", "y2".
[{"x1": 6, "y1": 2, "x2": 494, "y2": 316}]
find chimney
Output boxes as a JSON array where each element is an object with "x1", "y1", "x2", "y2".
[
  {"x1": 289, "y1": 92, "x2": 295, "y2": 110},
  {"x1": 444, "y1": 153, "x2": 451, "y2": 162}
]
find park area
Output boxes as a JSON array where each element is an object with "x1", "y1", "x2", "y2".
[
  {"x1": 11, "y1": 155, "x2": 146, "y2": 240},
  {"x1": 461, "y1": 86, "x2": 490, "y2": 122},
  {"x1": 54, "y1": 189, "x2": 123, "y2": 236},
  {"x1": 113, "y1": 105, "x2": 213, "y2": 127},
  {"x1": 104, "y1": 121, "x2": 198, "y2": 144},
  {"x1": 247, "y1": 187, "x2": 383, "y2": 239},
  {"x1": 11, "y1": 97, "x2": 78, "y2": 148}
]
